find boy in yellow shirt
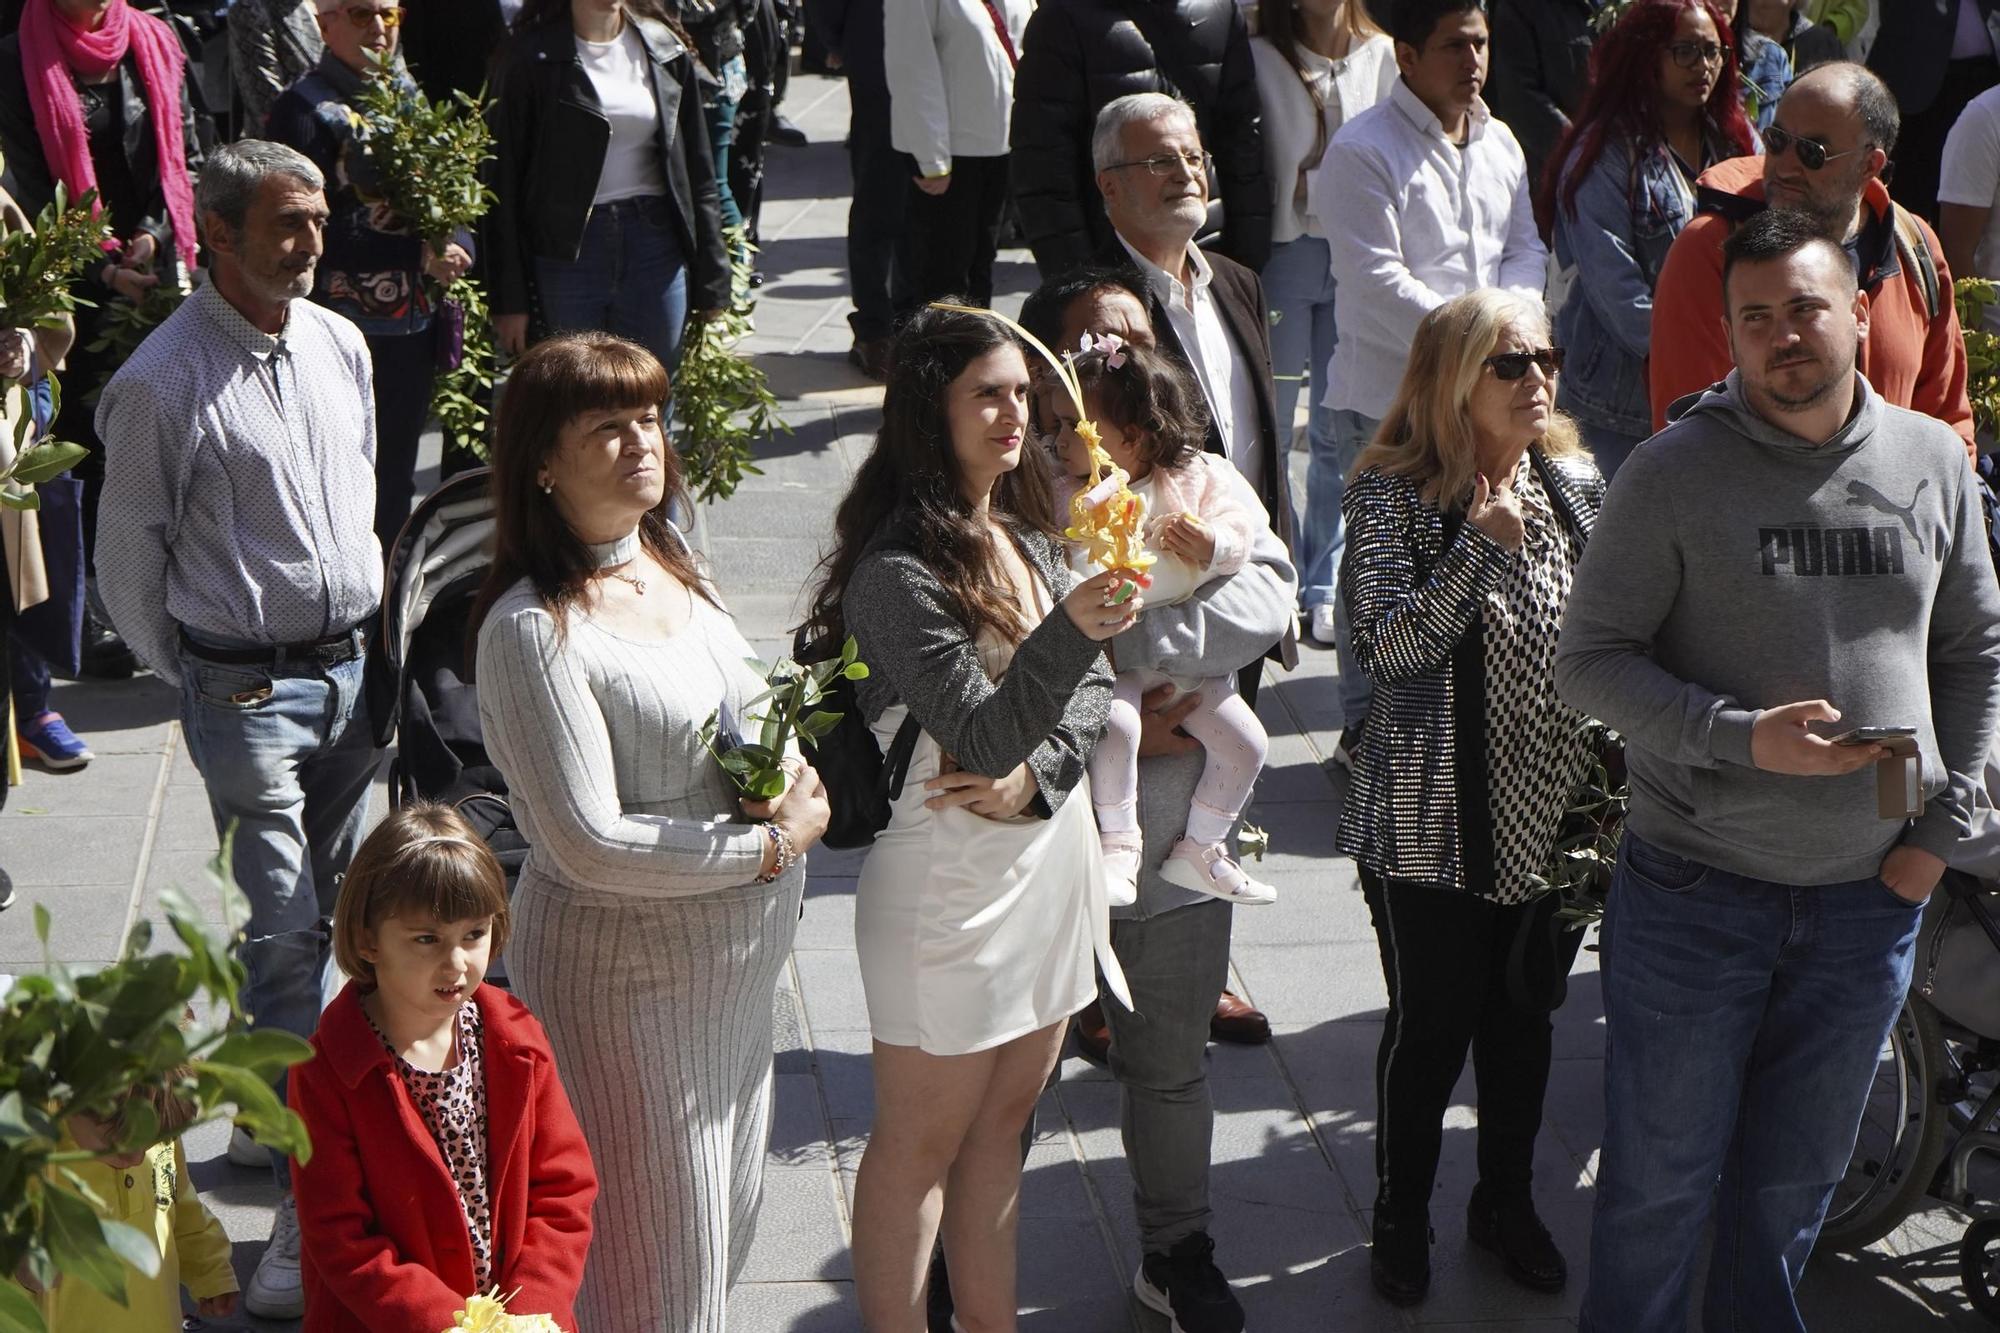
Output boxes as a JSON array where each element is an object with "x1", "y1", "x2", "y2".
[{"x1": 17, "y1": 1073, "x2": 239, "y2": 1329}]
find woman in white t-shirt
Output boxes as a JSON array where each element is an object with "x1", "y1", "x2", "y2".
[
  {"x1": 489, "y1": 0, "x2": 730, "y2": 370},
  {"x1": 1249, "y1": 0, "x2": 1394, "y2": 649}
]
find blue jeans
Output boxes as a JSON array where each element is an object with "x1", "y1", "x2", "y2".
[
  {"x1": 1328, "y1": 408, "x2": 1378, "y2": 727},
  {"x1": 1580, "y1": 834, "x2": 1925, "y2": 1333},
  {"x1": 535, "y1": 195, "x2": 692, "y2": 371},
  {"x1": 1263, "y1": 237, "x2": 1341, "y2": 608},
  {"x1": 177, "y1": 640, "x2": 380, "y2": 1185},
  {"x1": 1578, "y1": 419, "x2": 1646, "y2": 481}
]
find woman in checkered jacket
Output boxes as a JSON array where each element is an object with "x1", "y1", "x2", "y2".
[{"x1": 1333, "y1": 288, "x2": 1606, "y2": 1310}]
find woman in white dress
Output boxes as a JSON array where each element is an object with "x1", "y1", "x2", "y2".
[{"x1": 804, "y1": 306, "x2": 1140, "y2": 1331}]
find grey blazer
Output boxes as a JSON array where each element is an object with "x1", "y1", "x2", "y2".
[{"x1": 844, "y1": 520, "x2": 1114, "y2": 813}]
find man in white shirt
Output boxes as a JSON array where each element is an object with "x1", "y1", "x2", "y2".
[
  {"x1": 1306, "y1": 0, "x2": 1546, "y2": 760},
  {"x1": 1939, "y1": 81, "x2": 2000, "y2": 334}
]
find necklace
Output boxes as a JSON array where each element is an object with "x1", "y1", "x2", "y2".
[{"x1": 586, "y1": 529, "x2": 646, "y2": 595}]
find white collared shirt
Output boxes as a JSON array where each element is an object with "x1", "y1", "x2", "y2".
[
  {"x1": 1309, "y1": 78, "x2": 1548, "y2": 419},
  {"x1": 1119, "y1": 236, "x2": 1265, "y2": 498}
]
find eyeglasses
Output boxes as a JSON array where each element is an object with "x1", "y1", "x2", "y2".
[
  {"x1": 1665, "y1": 40, "x2": 1725, "y2": 70},
  {"x1": 341, "y1": 5, "x2": 403, "y2": 28},
  {"x1": 1483, "y1": 348, "x2": 1565, "y2": 380},
  {"x1": 1103, "y1": 151, "x2": 1214, "y2": 178},
  {"x1": 1763, "y1": 124, "x2": 1866, "y2": 172}
]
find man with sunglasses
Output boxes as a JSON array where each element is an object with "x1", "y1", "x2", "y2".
[{"x1": 1648, "y1": 61, "x2": 1976, "y2": 456}]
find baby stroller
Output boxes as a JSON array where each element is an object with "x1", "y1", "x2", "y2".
[
  {"x1": 1824, "y1": 868, "x2": 2000, "y2": 1321},
  {"x1": 376, "y1": 467, "x2": 529, "y2": 976}
]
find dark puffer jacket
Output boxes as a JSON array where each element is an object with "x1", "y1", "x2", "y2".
[{"x1": 1009, "y1": 0, "x2": 1269, "y2": 278}]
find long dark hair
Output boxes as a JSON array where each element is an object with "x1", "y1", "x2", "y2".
[
  {"x1": 803, "y1": 306, "x2": 1061, "y2": 650},
  {"x1": 1538, "y1": 0, "x2": 1756, "y2": 229},
  {"x1": 470, "y1": 332, "x2": 715, "y2": 643}
]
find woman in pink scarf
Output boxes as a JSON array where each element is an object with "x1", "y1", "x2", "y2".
[{"x1": 0, "y1": 0, "x2": 204, "y2": 680}]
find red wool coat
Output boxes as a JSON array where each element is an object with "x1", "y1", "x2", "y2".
[{"x1": 290, "y1": 982, "x2": 598, "y2": 1332}]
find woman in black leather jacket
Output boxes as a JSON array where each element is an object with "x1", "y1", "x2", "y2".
[{"x1": 488, "y1": 0, "x2": 728, "y2": 368}]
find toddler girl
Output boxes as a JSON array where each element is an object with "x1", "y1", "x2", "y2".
[
  {"x1": 291, "y1": 803, "x2": 598, "y2": 1332},
  {"x1": 1053, "y1": 339, "x2": 1276, "y2": 906}
]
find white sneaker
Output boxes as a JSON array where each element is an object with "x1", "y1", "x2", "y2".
[
  {"x1": 1101, "y1": 831, "x2": 1142, "y2": 908},
  {"x1": 244, "y1": 1192, "x2": 305, "y2": 1319},
  {"x1": 1309, "y1": 602, "x2": 1339, "y2": 645},
  {"x1": 1159, "y1": 837, "x2": 1278, "y2": 906},
  {"x1": 226, "y1": 1123, "x2": 264, "y2": 1168}
]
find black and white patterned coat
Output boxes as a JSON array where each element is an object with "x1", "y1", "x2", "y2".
[{"x1": 1334, "y1": 448, "x2": 1605, "y2": 893}]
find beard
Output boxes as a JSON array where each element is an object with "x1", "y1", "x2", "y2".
[{"x1": 1753, "y1": 348, "x2": 1855, "y2": 415}]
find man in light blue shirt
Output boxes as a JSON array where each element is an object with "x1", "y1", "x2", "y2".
[{"x1": 95, "y1": 138, "x2": 380, "y2": 1322}]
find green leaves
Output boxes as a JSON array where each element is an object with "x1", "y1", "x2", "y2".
[
  {"x1": 0, "y1": 187, "x2": 111, "y2": 333},
  {"x1": 703, "y1": 636, "x2": 871, "y2": 799},
  {"x1": 674, "y1": 227, "x2": 785, "y2": 504},
  {"x1": 6, "y1": 441, "x2": 85, "y2": 486},
  {"x1": 0, "y1": 834, "x2": 314, "y2": 1325},
  {"x1": 1958, "y1": 276, "x2": 2000, "y2": 437}
]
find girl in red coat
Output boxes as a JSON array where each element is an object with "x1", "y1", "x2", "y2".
[{"x1": 291, "y1": 803, "x2": 598, "y2": 1332}]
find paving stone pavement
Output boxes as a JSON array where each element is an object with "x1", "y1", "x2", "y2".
[{"x1": 0, "y1": 72, "x2": 1988, "y2": 1332}]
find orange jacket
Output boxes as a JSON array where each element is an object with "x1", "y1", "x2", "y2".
[{"x1": 1647, "y1": 155, "x2": 1975, "y2": 454}]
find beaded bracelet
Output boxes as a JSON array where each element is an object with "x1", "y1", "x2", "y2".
[{"x1": 754, "y1": 822, "x2": 796, "y2": 884}]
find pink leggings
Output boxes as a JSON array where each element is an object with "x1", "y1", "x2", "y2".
[{"x1": 1090, "y1": 674, "x2": 1270, "y2": 846}]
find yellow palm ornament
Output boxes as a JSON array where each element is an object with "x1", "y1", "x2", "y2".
[
  {"x1": 441, "y1": 1289, "x2": 564, "y2": 1333},
  {"x1": 931, "y1": 303, "x2": 1153, "y2": 602}
]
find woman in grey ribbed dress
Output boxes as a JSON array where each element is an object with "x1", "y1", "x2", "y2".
[{"x1": 472, "y1": 333, "x2": 832, "y2": 1331}]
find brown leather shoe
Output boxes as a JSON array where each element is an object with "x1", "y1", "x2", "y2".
[
  {"x1": 1072, "y1": 999, "x2": 1110, "y2": 1063},
  {"x1": 1209, "y1": 990, "x2": 1271, "y2": 1045}
]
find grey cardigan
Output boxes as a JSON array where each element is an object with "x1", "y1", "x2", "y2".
[{"x1": 845, "y1": 522, "x2": 1114, "y2": 811}]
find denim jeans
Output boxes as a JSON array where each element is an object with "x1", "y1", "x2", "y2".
[
  {"x1": 1580, "y1": 834, "x2": 1925, "y2": 1333},
  {"x1": 177, "y1": 642, "x2": 380, "y2": 1185},
  {"x1": 535, "y1": 195, "x2": 692, "y2": 371},
  {"x1": 1262, "y1": 237, "x2": 1341, "y2": 607},
  {"x1": 1328, "y1": 408, "x2": 1378, "y2": 727},
  {"x1": 1102, "y1": 898, "x2": 1235, "y2": 1253}
]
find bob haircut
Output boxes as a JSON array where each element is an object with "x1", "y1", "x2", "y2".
[
  {"x1": 331, "y1": 803, "x2": 512, "y2": 985},
  {"x1": 1351, "y1": 288, "x2": 1582, "y2": 507},
  {"x1": 471, "y1": 331, "x2": 717, "y2": 643}
]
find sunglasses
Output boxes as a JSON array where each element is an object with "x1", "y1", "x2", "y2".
[
  {"x1": 1763, "y1": 125, "x2": 1865, "y2": 172},
  {"x1": 1483, "y1": 348, "x2": 1564, "y2": 381},
  {"x1": 1665, "y1": 39, "x2": 1724, "y2": 70},
  {"x1": 341, "y1": 5, "x2": 403, "y2": 27}
]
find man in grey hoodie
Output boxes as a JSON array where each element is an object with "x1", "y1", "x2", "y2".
[{"x1": 1555, "y1": 208, "x2": 2000, "y2": 1333}]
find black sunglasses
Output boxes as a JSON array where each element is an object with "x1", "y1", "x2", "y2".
[
  {"x1": 1483, "y1": 347, "x2": 1564, "y2": 380},
  {"x1": 1763, "y1": 124, "x2": 1866, "y2": 172}
]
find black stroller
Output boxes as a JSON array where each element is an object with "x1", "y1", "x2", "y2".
[{"x1": 375, "y1": 468, "x2": 529, "y2": 977}]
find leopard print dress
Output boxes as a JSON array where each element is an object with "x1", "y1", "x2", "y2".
[{"x1": 372, "y1": 1001, "x2": 494, "y2": 1290}]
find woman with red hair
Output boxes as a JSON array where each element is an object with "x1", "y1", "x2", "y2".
[{"x1": 1540, "y1": 0, "x2": 1756, "y2": 476}]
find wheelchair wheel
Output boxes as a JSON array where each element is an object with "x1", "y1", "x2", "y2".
[
  {"x1": 1821, "y1": 994, "x2": 1953, "y2": 1250},
  {"x1": 1962, "y1": 1218, "x2": 2000, "y2": 1323}
]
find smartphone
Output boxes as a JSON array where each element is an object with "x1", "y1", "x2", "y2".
[{"x1": 1829, "y1": 726, "x2": 1917, "y2": 746}]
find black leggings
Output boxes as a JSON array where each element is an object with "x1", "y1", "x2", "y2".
[{"x1": 1360, "y1": 868, "x2": 1574, "y2": 1219}]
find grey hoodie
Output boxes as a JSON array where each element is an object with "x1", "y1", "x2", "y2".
[{"x1": 1553, "y1": 372, "x2": 2000, "y2": 884}]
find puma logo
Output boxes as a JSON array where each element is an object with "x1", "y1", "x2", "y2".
[{"x1": 1845, "y1": 478, "x2": 1929, "y2": 555}]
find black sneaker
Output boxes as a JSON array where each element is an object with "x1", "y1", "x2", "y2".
[
  {"x1": 67, "y1": 614, "x2": 137, "y2": 681},
  {"x1": 1134, "y1": 1231, "x2": 1244, "y2": 1333},
  {"x1": 0, "y1": 869, "x2": 15, "y2": 912},
  {"x1": 767, "y1": 113, "x2": 809, "y2": 147},
  {"x1": 1370, "y1": 1211, "x2": 1432, "y2": 1306},
  {"x1": 1331, "y1": 722, "x2": 1364, "y2": 772}
]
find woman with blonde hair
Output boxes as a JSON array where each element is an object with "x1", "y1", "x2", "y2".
[{"x1": 1335, "y1": 288, "x2": 1604, "y2": 1308}]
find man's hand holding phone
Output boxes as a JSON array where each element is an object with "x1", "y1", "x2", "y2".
[{"x1": 1749, "y1": 701, "x2": 1890, "y2": 776}]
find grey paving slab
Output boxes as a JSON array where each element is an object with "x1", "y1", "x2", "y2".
[
  {"x1": 738, "y1": 1164, "x2": 852, "y2": 1283},
  {"x1": 0, "y1": 812, "x2": 146, "y2": 886}
]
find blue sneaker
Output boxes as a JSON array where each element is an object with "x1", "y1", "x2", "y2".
[{"x1": 18, "y1": 711, "x2": 92, "y2": 771}]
